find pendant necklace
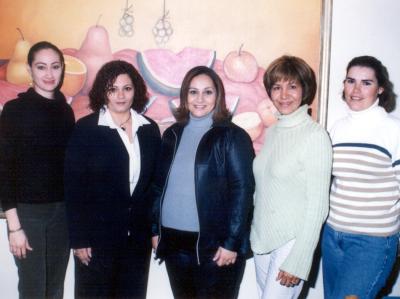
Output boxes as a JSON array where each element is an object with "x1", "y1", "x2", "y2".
[{"x1": 120, "y1": 113, "x2": 131, "y2": 131}]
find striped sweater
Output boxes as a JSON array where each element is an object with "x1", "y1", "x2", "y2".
[{"x1": 327, "y1": 101, "x2": 400, "y2": 237}]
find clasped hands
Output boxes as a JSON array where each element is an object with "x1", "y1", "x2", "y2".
[{"x1": 151, "y1": 236, "x2": 237, "y2": 267}]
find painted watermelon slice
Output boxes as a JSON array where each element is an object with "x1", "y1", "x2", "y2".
[{"x1": 137, "y1": 47, "x2": 216, "y2": 97}]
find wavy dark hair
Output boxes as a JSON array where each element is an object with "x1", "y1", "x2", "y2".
[
  {"x1": 343, "y1": 56, "x2": 396, "y2": 112},
  {"x1": 89, "y1": 60, "x2": 148, "y2": 113},
  {"x1": 27, "y1": 41, "x2": 65, "y2": 90},
  {"x1": 175, "y1": 66, "x2": 231, "y2": 123},
  {"x1": 263, "y1": 55, "x2": 317, "y2": 106}
]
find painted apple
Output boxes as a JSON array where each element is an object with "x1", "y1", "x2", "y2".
[{"x1": 223, "y1": 44, "x2": 259, "y2": 83}]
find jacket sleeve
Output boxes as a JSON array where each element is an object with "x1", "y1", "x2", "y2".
[
  {"x1": 64, "y1": 121, "x2": 91, "y2": 249},
  {"x1": 143, "y1": 121, "x2": 161, "y2": 232},
  {"x1": 151, "y1": 129, "x2": 172, "y2": 236},
  {"x1": 0, "y1": 103, "x2": 18, "y2": 211},
  {"x1": 223, "y1": 127, "x2": 255, "y2": 252}
]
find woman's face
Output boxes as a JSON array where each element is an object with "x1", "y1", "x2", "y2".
[
  {"x1": 270, "y1": 79, "x2": 303, "y2": 115},
  {"x1": 106, "y1": 74, "x2": 134, "y2": 114},
  {"x1": 343, "y1": 66, "x2": 383, "y2": 111},
  {"x1": 29, "y1": 48, "x2": 63, "y2": 98},
  {"x1": 187, "y1": 74, "x2": 217, "y2": 118}
]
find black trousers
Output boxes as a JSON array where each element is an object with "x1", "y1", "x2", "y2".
[
  {"x1": 14, "y1": 202, "x2": 70, "y2": 299},
  {"x1": 162, "y1": 227, "x2": 246, "y2": 299},
  {"x1": 74, "y1": 236, "x2": 151, "y2": 299}
]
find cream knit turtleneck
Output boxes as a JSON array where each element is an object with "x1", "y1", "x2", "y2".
[{"x1": 250, "y1": 105, "x2": 332, "y2": 280}]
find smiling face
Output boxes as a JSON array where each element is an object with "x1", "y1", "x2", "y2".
[
  {"x1": 29, "y1": 48, "x2": 63, "y2": 99},
  {"x1": 343, "y1": 66, "x2": 384, "y2": 111},
  {"x1": 270, "y1": 79, "x2": 303, "y2": 115},
  {"x1": 106, "y1": 74, "x2": 134, "y2": 115},
  {"x1": 187, "y1": 74, "x2": 217, "y2": 118}
]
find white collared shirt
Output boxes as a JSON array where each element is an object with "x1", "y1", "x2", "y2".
[{"x1": 98, "y1": 107, "x2": 150, "y2": 195}]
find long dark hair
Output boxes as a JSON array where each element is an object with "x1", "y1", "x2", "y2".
[{"x1": 343, "y1": 56, "x2": 396, "y2": 112}]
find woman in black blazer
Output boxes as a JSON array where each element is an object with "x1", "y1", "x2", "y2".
[{"x1": 64, "y1": 60, "x2": 161, "y2": 299}]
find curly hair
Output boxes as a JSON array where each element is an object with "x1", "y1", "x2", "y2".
[
  {"x1": 343, "y1": 56, "x2": 396, "y2": 113},
  {"x1": 27, "y1": 41, "x2": 65, "y2": 90},
  {"x1": 263, "y1": 55, "x2": 317, "y2": 106},
  {"x1": 89, "y1": 60, "x2": 149, "y2": 113},
  {"x1": 175, "y1": 66, "x2": 231, "y2": 123}
]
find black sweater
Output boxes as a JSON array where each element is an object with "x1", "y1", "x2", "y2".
[{"x1": 0, "y1": 88, "x2": 75, "y2": 211}]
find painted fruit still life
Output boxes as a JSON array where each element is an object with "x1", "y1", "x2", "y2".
[{"x1": 0, "y1": 25, "x2": 277, "y2": 153}]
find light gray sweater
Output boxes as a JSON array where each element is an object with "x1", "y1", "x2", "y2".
[{"x1": 161, "y1": 113, "x2": 213, "y2": 232}]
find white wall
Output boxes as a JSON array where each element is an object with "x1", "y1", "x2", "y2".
[{"x1": 327, "y1": 0, "x2": 400, "y2": 128}]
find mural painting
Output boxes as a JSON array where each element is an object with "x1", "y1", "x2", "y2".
[{"x1": 0, "y1": 0, "x2": 323, "y2": 155}]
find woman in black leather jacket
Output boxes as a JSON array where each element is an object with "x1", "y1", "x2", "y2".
[{"x1": 152, "y1": 66, "x2": 255, "y2": 299}]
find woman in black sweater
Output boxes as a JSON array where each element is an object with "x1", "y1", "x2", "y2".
[{"x1": 0, "y1": 41, "x2": 75, "y2": 298}]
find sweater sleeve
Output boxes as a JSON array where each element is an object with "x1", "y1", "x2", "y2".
[
  {"x1": 0, "y1": 103, "x2": 18, "y2": 211},
  {"x1": 64, "y1": 121, "x2": 91, "y2": 249},
  {"x1": 223, "y1": 127, "x2": 255, "y2": 252},
  {"x1": 280, "y1": 129, "x2": 332, "y2": 280},
  {"x1": 392, "y1": 127, "x2": 400, "y2": 197}
]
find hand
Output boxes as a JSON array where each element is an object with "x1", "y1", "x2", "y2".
[
  {"x1": 212, "y1": 246, "x2": 237, "y2": 267},
  {"x1": 8, "y1": 229, "x2": 32, "y2": 259},
  {"x1": 151, "y1": 236, "x2": 159, "y2": 250},
  {"x1": 276, "y1": 270, "x2": 300, "y2": 287},
  {"x1": 73, "y1": 248, "x2": 92, "y2": 266}
]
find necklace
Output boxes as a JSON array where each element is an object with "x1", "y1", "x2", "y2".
[{"x1": 119, "y1": 113, "x2": 131, "y2": 131}]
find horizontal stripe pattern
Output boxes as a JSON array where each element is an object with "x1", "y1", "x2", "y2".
[{"x1": 328, "y1": 143, "x2": 400, "y2": 236}]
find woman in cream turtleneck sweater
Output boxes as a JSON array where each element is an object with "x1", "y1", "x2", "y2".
[
  {"x1": 251, "y1": 56, "x2": 332, "y2": 298},
  {"x1": 322, "y1": 56, "x2": 400, "y2": 299}
]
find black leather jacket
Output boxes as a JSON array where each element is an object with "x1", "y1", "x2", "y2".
[{"x1": 152, "y1": 120, "x2": 255, "y2": 262}]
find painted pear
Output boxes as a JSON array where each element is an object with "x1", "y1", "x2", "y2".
[
  {"x1": 6, "y1": 28, "x2": 32, "y2": 85},
  {"x1": 76, "y1": 19, "x2": 113, "y2": 95}
]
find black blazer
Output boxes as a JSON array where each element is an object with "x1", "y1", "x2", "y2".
[{"x1": 65, "y1": 112, "x2": 161, "y2": 250}]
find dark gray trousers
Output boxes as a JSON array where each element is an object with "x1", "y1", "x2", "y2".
[{"x1": 13, "y1": 202, "x2": 70, "y2": 299}]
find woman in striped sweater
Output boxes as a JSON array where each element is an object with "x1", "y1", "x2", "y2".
[{"x1": 322, "y1": 56, "x2": 400, "y2": 299}]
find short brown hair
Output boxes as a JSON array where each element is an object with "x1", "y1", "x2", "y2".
[
  {"x1": 89, "y1": 60, "x2": 148, "y2": 113},
  {"x1": 263, "y1": 55, "x2": 317, "y2": 106},
  {"x1": 175, "y1": 66, "x2": 231, "y2": 123}
]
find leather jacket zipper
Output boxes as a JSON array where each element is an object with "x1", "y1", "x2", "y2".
[{"x1": 156, "y1": 129, "x2": 178, "y2": 252}]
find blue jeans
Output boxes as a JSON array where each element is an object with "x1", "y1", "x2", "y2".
[{"x1": 322, "y1": 224, "x2": 398, "y2": 299}]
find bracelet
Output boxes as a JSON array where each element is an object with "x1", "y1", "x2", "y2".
[{"x1": 8, "y1": 227, "x2": 23, "y2": 234}]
